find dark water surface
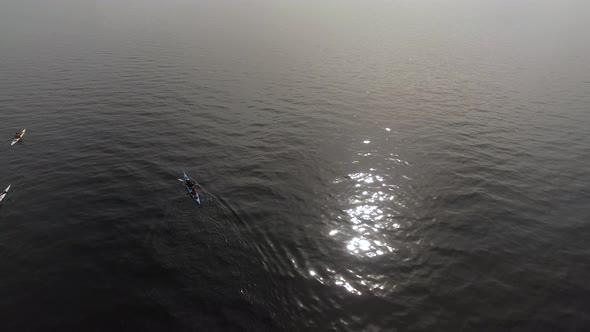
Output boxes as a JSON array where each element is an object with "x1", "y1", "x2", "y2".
[{"x1": 1, "y1": 0, "x2": 590, "y2": 331}]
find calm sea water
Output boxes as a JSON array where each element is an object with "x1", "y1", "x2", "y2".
[{"x1": 1, "y1": 0, "x2": 589, "y2": 330}]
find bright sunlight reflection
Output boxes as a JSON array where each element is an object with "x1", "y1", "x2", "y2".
[
  {"x1": 331, "y1": 172, "x2": 399, "y2": 259},
  {"x1": 321, "y1": 135, "x2": 410, "y2": 296}
]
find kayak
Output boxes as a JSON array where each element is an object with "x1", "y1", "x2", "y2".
[
  {"x1": 11, "y1": 129, "x2": 26, "y2": 146},
  {"x1": 182, "y1": 171, "x2": 201, "y2": 205},
  {"x1": 0, "y1": 185, "x2": 11, "y2": 203}
]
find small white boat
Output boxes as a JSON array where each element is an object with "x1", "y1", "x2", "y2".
[
  {"x1": 0, "y1": 185, "x2": 11, "y2": 203},
  {"x1": 11, "y1": 129, "x2": 26, "y2": 146}
]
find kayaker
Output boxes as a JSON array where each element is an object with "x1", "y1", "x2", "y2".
[
  {"x1": 186, "y1": 179, "x2": 194, "y2": 188},
  {"x1": 15, "y1": 131, "x2": 21, "y2": 138},
  {"x1": 191, "y1": 188, "x2": 197, "y2": 196}
]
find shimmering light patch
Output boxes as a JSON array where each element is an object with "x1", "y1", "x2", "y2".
[
  {"x1": 335, "y1": 276, "x2": 361, "y2": 295},
  {"x1": 363, "y1": 140, "x2": 371, "y2": 144},
  {"x1": 290, "y1": 258, "x2": 299, "y2": 270},
  {"x1": 359, "y1": 239, "x2": 370, "y2": 250},
  {"x1": 346, "y1": 242, "x2": 355, "y2": 251},
  {"x1": 325, "y1": 149, "x2": 410, "y2": 297},
  {"x1": 385, "y1": 127, "x2": 391, "y2": 131},
  {"x1": 340, "y1": 169, "x2": 404, "y2": 258},
  {"x1": 310, "y1": 271, "x2": 325, "y2": 284},
  {"x1": 388, "y1": 153, "x2": 410, "y2": 166},
  {"x1": 349, "y1": 172, "x2": 365, "y2": 180},
  {"x1": 346, "y1": 236, "x2": 392, "y2": 256}
]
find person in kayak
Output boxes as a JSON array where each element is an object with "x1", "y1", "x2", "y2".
[
  {"x1": 191, "y1": 188, "x2": 198, "y2": 197},
  {"x1": 15, "y1": 131, "x2": 22, "y2": 138},
  {"x1": 185, "y1": 179, "x2": 194, "y2": 188}
]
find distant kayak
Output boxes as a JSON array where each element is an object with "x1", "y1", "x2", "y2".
[
  {"x1": 11, "y1": 129, "x2": 26, "y2": 146},
  {"x1": 0, "y1": 185, "x2": 11, "y2": 203},
  {"x1": 182, "y1": 171, "x2": 201, "y2": 205}
]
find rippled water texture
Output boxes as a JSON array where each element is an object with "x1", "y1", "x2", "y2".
[{"x1": 1, "y1": 0, "x2": 590, "y2": 330}]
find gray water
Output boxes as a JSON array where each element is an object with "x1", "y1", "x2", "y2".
[{"x1": 1, "y1": 0, "x2": 589, "y2": 330}]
